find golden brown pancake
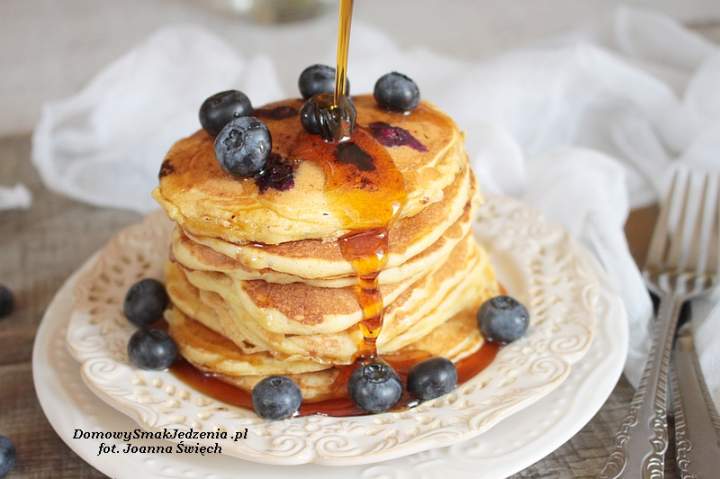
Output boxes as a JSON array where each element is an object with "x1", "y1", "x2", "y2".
[
  {"x1": 165, "y1": 235, "x2": 497, "y2": 364},
  {"x1": 153, "y1": 96, "x2": 465, "y2": 245},
  {"x1": 180, "y1": 163, "x2": 476, "y2": 281},
  {"x1": 165, "y1": 308, "x2": 330, "y2": 376},
  {"x1": 171, "y1": 231, "x2": 474, "y2": 332},
  {"x1": 167, "y1": 305, "x2": 487, "y2": 402}
]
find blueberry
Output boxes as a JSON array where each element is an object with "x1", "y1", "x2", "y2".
[
  {"x1": 298, "y1": 64, "x2": 349, "y2": 100},
  {"x1": 477, "y1": 295, "x2": 529, "y2": 344},
  {"x1": 407, "y1": 357, "x2": 457, "y2": 401},
  {"x1": 215, "y1": 116, "x2": 272, "y2": 178},
  {"x1": 300, "y1": 93, "x2": 357, "y2": 141},
  {"x1": 252, "y1": 376, "x2": 302, "y2": 420},
  {"x1": 123, "y1": 279, "x2": 168, "y2": 328},
  {"x1": 127, "y1": 329, "x2": 178, "y2": 370},
  {"x1": 0, "y1": 285, "x2": 14, "y2": 319},
  {"x1": 199, "y1": 90, "x2": 253, "y2": 136},
  {"x1": 373, "y1": 72, "x2": 420, "y2": 112},
  {"x1": 300, "y1": 97, "x2": 322, "y2": 135},
  {"x1": 348, "y1": 362, "x2": 402, "y2": 414},
  {"x1": 0, "y1": 435, "x2": 16, "y2": 478}
]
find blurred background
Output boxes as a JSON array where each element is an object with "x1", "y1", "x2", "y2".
[{"x1": 2, "y1": 0, "x2": 720, "y2": 136}]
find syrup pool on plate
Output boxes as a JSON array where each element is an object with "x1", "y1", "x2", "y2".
[{"x1": 170, "y1": 343, "x2": 499, "y2": 417}]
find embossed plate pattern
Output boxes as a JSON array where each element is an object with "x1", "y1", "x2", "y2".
[
  {"x1": 34, "y1": 250, "x2": 626, "y2": 479},
  {"x1": 63, "y1": 195, "x2": 611, "y2": 466}
]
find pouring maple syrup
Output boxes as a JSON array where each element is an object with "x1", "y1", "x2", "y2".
[
  {"x1": 322, "y1": 0, "x2": 407, "y2": 359},
  {"x1": 309, "y1": 0, "x2": 356, "y2": 143},
  {"x1": 333, "y1": 0, "x2": 352, "y2": 105}
]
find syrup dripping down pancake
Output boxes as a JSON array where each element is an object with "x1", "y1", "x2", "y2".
[
  {"x1": 177, "y1": 164, "x2": 476, "y2": 282},
  {"x1": 165, "y1": 234, "x2": 497, "y2": 364}
]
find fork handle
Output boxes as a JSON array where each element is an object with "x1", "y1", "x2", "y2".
[
  {"x1": 671, "y1": 332, "x2": 720, "y2": 479},
  {"x1": 599, "y1": 295, "x2": 682, "y2": 479}
]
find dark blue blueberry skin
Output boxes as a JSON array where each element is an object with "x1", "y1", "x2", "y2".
[
  {"x1": 298, "y1": 64, "x2": 349, "y2": 100},
  {"x1": 373, "y1": 72, "x2": 420, "y2": 112},
  {"x1": 407, "y1": 357, "x2": 457, "y2": 401},
  {"x1": 215, "y1": 116, "x2": 272, "y2": 178},
  {"x1": 127, "y1": 329, "x2": 178, "y2": 370},
  {"x1": 0, "y1": 435, "x2": 16, "y2": 478},
  {"x1": 0, "y1": 285, "x2": 14, "y2": 319},
  {"x1": 477, "y1": 295, "x2": 529, "y2": 344},
  {"x1": 199, "y1": 90, "x2": 253, "y2": 136},
  {"x1": 300, "y1": 97, "x2": 322, "y2": 135},
  {"x1": 123, "y1": 278, "x2": 168, "y2": 328},
  {"x1": 300, "y1": 93, "x2": 357, "y2": 141},
  {"x1": 348, "y1": 362, "x2": 403, "y2": 414},
  {"x1": 252, "y1": 376, "x2": 302, "y2": 420}
]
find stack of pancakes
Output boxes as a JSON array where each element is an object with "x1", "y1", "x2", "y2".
[{"x1": 153, "y1": 95, "x2": 499, "y2": 401}]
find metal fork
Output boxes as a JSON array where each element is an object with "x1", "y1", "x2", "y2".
[
  {"x1": 670, "y1": 171, "x2": 720, "y2": 479},
  {"x1": 599, "y1": 169, "x2": 720, "y2": 479}
]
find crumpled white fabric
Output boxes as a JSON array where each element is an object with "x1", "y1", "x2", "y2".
[
  {"x1": 32, "y1": 26, "x2": 283, "y2": 212},
  {"x1": 0, "y1": 184, "x2": 32, "y2": 210},
  {"x1": 31, "y1": 7, "x2": 720, "y2": 404}
]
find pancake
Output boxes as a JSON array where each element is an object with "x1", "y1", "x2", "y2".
[
  {"x1": 171, "y1": 230, "x2": 476, "y2": 334},
  {"x1": 182, "y1": 162, "x2": 475, "y2": 281},
  {"x1": 171, "y1": 195, "x2": 475, "y2": 288},
  {"x1": 167, "y1": 305, "x2": 486, "y2": 402},
  {"x1": 155, "y1": 91, "x2": 503, "y2": 407},
  {"x1": 153, "y1": 96, "x2": 465, "y2": 245},
  {"x1": 165, "y1": 235, "x2": 497, "y2": 364},
  {"x1": 165, "y1": 308, "x2": 330, "y2": 376}
]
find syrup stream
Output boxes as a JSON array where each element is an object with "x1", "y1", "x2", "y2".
[
  {"x1": 326, "y1": 0, "x2": 406, "y2": 360},
  {"x1": 334, "y1": 0, "x2": 353, "y2": 105}
]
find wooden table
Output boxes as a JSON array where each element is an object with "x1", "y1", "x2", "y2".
[{"x1": 0, "y1": 133, "x2": 662, "y2": 479}]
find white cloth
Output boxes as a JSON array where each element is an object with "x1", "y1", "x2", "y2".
[
  {"x1": 31, "y1": 8, "x2": 720, "y2": 404},
  {"x1": 0, "y1": 184, "x2": 31, "y2": 210},
  {"x1": 32, "y1": 26, "x2": 283, "y2": 212}
]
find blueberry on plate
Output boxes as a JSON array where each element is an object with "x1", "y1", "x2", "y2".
[
  {"x1": 298, "y1": 64, "x2": 349, "y2": 100},
  {"x1": 373, "y1": 72, "x2": 420, "y2": 112},
  {"x1": 127, "y1": 329, "x2": 178, "y2": 370},
  {"x1": 199, "y1": 90, "x2": 253, "y2": 136},
  {"x1": 0, "y1": 435, "x2": 16, "y2": 478},
  {"x1": 0, "y1": 285, "x2": 14, "y2": 319},
  {"x1": 215, "y1": 116, "x2": 272, "y2": 178},
  {"x1": 123, "y1": 278, "x2": 168, "y2": 328},
  {"x1": 477, "y1": 295, "x2": 529, "y2": 344},
  {"x1": 407, "y1": 357, "x2": 457, "y2": 401},
  {"x1": 252, "y1": 376, "x2": 302, "y2": 420},
  {"x1": 348, "y1": 362, "x2": 403, "y2": 414}
]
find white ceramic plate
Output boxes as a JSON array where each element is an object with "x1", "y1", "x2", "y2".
[
  {"x1": 59, "y1": 195, "x2": 625, "y2": 467},
  {"x1": 32, "y1": 240, "x2": 626, "y2": 479}
]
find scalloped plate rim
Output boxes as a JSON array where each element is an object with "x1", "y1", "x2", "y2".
[
  {"x1": 62, "y1": 195, "x2": 610, "y2": 466},
  {"x1": 32, "y1": 249, "x2": 627, "y2": 479}
]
